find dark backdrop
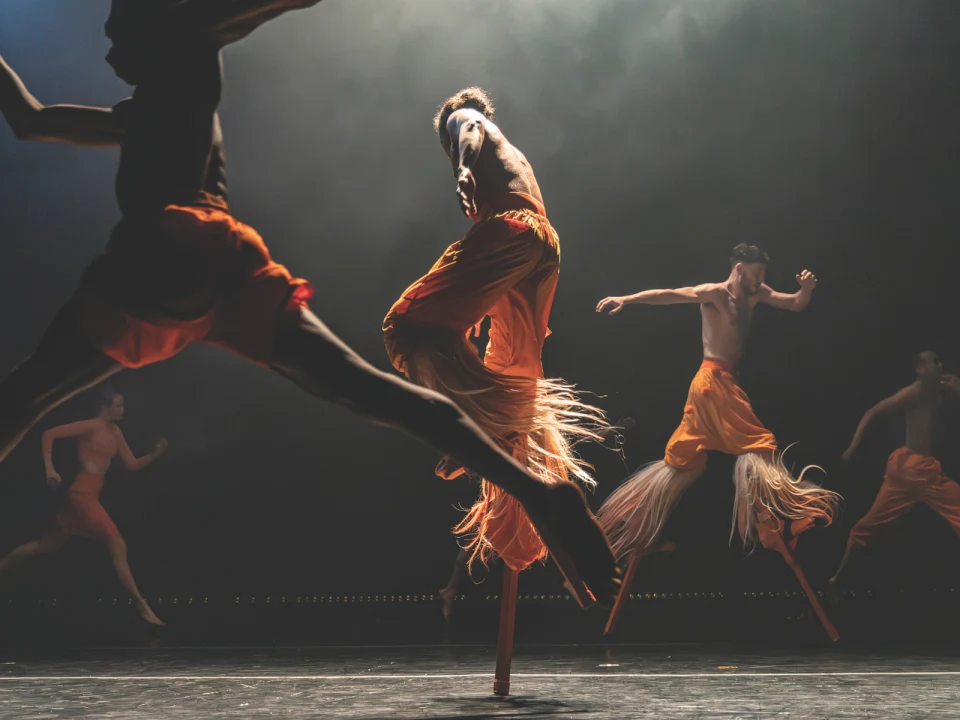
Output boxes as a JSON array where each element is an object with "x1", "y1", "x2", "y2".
[{"x1": 0, "y1": 0, "x2": 958, "y2": 602}]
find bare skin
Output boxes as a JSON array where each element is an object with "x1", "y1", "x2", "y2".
[
  {"x1": 596, "y1": 264, "x2": 818, "y2": 372},
  {"x1": 444, "y1": 108, "x2": 544, "y2": 221},
  {"x1": 0, "y1": 394, "x2": 167, "y2": 626},
  {"x1": 0, "y1": 22, "x2": 619, "y2": 604},
  {"x1": 596, "y1": 261, "x2": 819, "y2": 536},
  {"x1": 830, "y1": 352, "x2": 960, "y2": 587}
]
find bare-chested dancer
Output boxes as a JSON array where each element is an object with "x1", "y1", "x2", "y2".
[
  {"x1": 595, "y1": 243, "x2": 840, "y2": 636},
  {"x1": 0, "y1": 391, "x2": 166, "y2": 625},
  {"x1": 0, "y1": 6, "x2": 619, "y2": 605},
  {"x1": 831, "y1": 352, "x2": 960, "y2": 588},
  {"x1": 384, "y1": 88, "x2": 609, "y2": 601}
]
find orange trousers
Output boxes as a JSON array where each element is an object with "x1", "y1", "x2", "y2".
[
  {"x1": 848, "y1": 447, "x2": 960, "y2": 549},
  {"x1": 75, "y1": 202, "x2": 312, "y2": 368},
  {"x1": 664, "y1": 358, "x2": 779, "y2": 470}
]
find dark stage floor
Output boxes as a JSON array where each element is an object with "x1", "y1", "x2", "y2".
[{"x1": 1, "y1": 644, "x2": 958, "y2": 718}]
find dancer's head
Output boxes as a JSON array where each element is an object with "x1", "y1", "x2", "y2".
[
  {"x1": 104, "y1": 0, "x2": 156, "y2": 84},
  {"x1": 434, "y1": 87, "x2": 495, "y2": 157},
  {"x1": 98, "y1": 390, "x2": 126, "y2": 423},
  {"x1": 913, "y1": 350, "x2": 943, "y2": 382},
  {"x1": 729, "y1": 243, "x2": 769, "y2": 296}
]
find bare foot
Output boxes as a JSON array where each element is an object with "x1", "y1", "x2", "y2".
[
  {"x1": 525, "y1": 481, "x2": 622, "y2": 608},
  {"x1": 439, "y1": 587, "x2": 456, "y2": 624},
  {"x1": 136, "y1": 598, "x2": 166, "y2": 627}
]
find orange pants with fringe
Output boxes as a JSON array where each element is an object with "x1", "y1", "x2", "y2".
[
  {"x1": 384, "y1": 194, "x2": 570, "y2": 572},
  {"x1": 664, "y1": 359, "x2": 778, "y2": 471}
]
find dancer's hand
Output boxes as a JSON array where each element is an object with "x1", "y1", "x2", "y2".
[
  {"x1": 596, "y1": 296, "x2": 625, "y2": 315},
  {"x1": 456, "y1": 167, "x2": 478, "y2": 219},
  {"x1": 840, "y1": 446, "x2": 855, "y2": 464},
  {"x1": 46, "y1": 470, "x2": 62, "y2": 489},
  {"x1": 796, "y1": 269, "x2": 817, "y2": 291},
  {"x1": 941, "y1": 374, "x2": 960, "y2": 393},
  {"x1": 153, "y1": 437, "x2": 169, "y2": 458}
]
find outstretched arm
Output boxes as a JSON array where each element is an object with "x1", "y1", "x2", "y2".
[
  {"x1": 0, "y1": 53, "x2": 126, "y2": 147},
  {"x1": 41, "y1": 420, "x2": 101, "y2": 487},
  {"x1": 167, "y1": 0, "x2": 325, "y2": 48},
  {"x1": 842, "y1": 384, "x2": 919, "y2": 462},
  {"x1": 596, "y1": 283, "x2": 730, "y2": 315},
  {"x1": 941, "y1": 374, "x2": 960, "y2": 397},
  {"x1": 115, "y1": 430, "x2": 168, "y2": 472},
  {"x1": 758, "y1": 269, "x2": 817, "y2": 312}
]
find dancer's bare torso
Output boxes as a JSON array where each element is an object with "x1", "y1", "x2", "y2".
[
  {"x1": 446, "y1": 109, "x2": 544, "y2": 218},
  {"x1": 77, "y1": 421, "x2": 121, "y2": 475},
  {"x1": 699, "y1": 282, "x2": 763, "y2": 371},
  {"x1": 899, "y1": 382, "x2": 940, "y2": 456}
]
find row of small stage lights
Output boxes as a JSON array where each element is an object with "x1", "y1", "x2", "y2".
[{"x1": 19, "y1": 588, "x2": 954, "y2": 607}]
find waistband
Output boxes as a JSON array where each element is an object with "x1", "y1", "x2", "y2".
[
  {"x1": 700, "y1": 357, "x2": 735, "y2": 374},
  {"x1": 481, "y1": 191, "x2": 547, "y2": 219}
]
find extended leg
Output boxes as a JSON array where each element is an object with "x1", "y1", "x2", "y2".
[
  {"x1": 440, "y1": 547, "x2": 469, "y2": 624},
  {"x1": 270, "y1": 309, "x2": 620, "y2": 606},
  {"x1": 105, "y1": 536, "x2": 164, "y2": 626},
  {"x1": 0, "y1": 303, "x2": 121, "y2": 464},
  {"x1": 830, "y1": 479, "x2": 914, "y2": 588},
  {"x1": 603, "y1": 538, "x2": 676, "y2": 636},
  {"x1": 0, "y1": 532, "x2": 67, "y2": 579}
]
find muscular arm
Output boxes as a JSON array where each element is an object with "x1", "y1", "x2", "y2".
[
  {"x1": 41, "y1": 420, "x2": 100, "y2": 476},
  {"x1": 447, "y1": 110, "x2": 486, "y2": 173},
  {"x1": 597, "y1": 283, "x2": 729, "y2": 314},
  {"x1": 843, "y1": 384, "x2": 919, "y2": 459},
  {"x1": 166, "y1": 0, "x2": 325, "y2": 47},
  {"x1": 0, "y1": 54, "x2": 126, "y2": 148},
  {"x1": 757, "y1": 270, "x2": 817, "y2": 312}
]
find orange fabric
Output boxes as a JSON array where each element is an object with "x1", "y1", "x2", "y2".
[
  {"x1": 847, "y1": 447, "x2": 960, "y2": 549},
  {"x1": 56, "y1": 472, "x2": 120, "y2": 542},
  {"x1": 75, "y1": 204, "x2": 312, "y2": 368},
  {"x1": 664, "y1": 358, "x2": 778, "y2": 472},
  {"x1": 383, "y1": 193, "x2": 560, "y2": 572}
]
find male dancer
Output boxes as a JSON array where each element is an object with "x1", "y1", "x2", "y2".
[
  {"x1": 831, "y1": 352, "x2": 960, "y2": 587},
  {"x1": 384, "y1": 87, "x2": 608, "y2": 581},
  {"x1": 595, "y1": 243, "x2": 840, "y2": 636},
  {"x1": 0, "y1": 391, "x2": 166, "y2": 625},
  {"x1": 0, "y1": 7, "x2": 618, "y2": 605}
]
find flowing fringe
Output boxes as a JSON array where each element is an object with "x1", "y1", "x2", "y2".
[
  {"x1": 596, "y1": 460, "x2": 701, "y2": 562},
  {"x1": 732, "y1": 447, "x2": 840, "y2": 549},
  {"x1": 403, "y1": 330, "x2": 609, "y2": 569}
]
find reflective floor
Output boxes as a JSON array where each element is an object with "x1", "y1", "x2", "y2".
[{"x1": 1, "y1": 644, "x2": 957, "y2": 718}]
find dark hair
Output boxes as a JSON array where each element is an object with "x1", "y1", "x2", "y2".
[
  {"x1": 433, "y1": 87, "x2": 495, "y2": 149},
  {"x1": 98, "y1": 389, "x2": 122, "y2": 410},
  {"x1": 730, "y1": 243, "x2": 770, "y2": 268}
]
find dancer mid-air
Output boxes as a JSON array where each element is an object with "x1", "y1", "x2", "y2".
[
  {"x1": 595, "y1": 243, "x2": 840, "y2": 638},
  {"x1": 0, "y1": 391, "x2": 167, "y2": 625},
  {"x1": 384, "y1": 87, "x2": 608, "y2": 586},
  {"x1": 0, "y1": 4, "x2": 619, "y2": 605},
  {"x1": 831, "y1": 352, "x2": 960, "y2": 588}
]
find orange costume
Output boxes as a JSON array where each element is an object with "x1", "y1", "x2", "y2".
[
  {"x1": 384, "y1": 192, "x2": 604, "y2": 572},
  {"x1": 598, "y1": 358, "x2": 840, "y2": 639},
  {"x1": 74, "y1": 198, "x2": 313, "y2": 368},
  {"x1": 600, "y1": 358, "x2": 836, "y2": 557},
  {"x1": 847, "y1": 447, "x2": 960, "y2": 549}
]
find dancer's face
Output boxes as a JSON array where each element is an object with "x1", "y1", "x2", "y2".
[
  {"x1": 104, "y1": 395, "x2": 126, "y2": 423},
  {"x1": 915, "y1": 351, "x2": 943, "y2": 381},
  {"x1": 736, "y1": 262, "x2": 767, "y2": 296}
]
